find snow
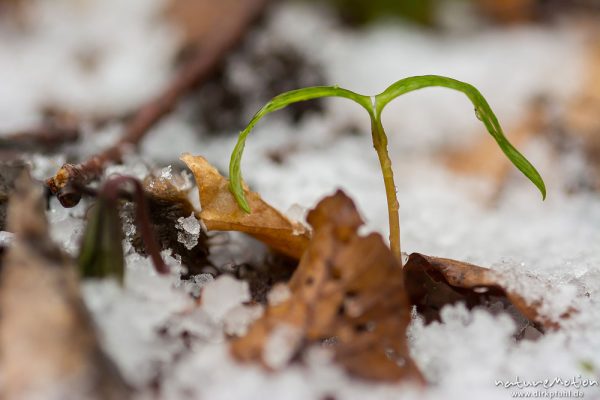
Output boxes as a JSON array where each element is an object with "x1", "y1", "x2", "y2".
[
  {"x1": 0, "y1": 0, "x2": 178, "y2": 131},
  {"x1": 47, "y1": 196, "x2": 87, "y2": 255},
  {"x1": 409, "y1": 304, "x2": 518, "y2": 391},
  {"x1": 208, "y1": 232, "x2": 269, "y2": 274},
  {"x1": 410, "y1": 302, "x2": 600, "y2": 399},
  {"x1": 180, "y1": 272, "x2": 214, "y2": 298},
  {"x1": 223, "y1": 304, "x2": 264, "y2": 337},
  {"x1": 3, "y1": 1, "x2": 600, "y2": 399},
  {"x1": 263, "y1": 324, "x2": 304, "y2": 370},
  {"x1": 0, "y1": 231, "x2": 14, "y2": 246},
  {"x1": 27, "y1": 153, "x2": 66, "y2": 181},
  {"x1": 103, "y1": 151, "x2": 151, "y2": 181},
  {"x1": 82, "y1": 251, "x2": 195, "y2": 388},
  {"x1": 159, "y1": 165, "x2": 173, "y2": 180},
  {"x1": 267, "y1": 283, "x2": 292, "y2": 307},
  {"x1": 176, "y1": 212, "x2": 201, "y2": 250},
  {"x1": 201, "y1": 275, "x2": 251, "y2": 322},
  {"x1": 285, "y1": 203, "x2": 308, "y2": 225}
]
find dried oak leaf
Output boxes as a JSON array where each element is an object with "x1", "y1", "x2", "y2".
[
  {"x1": 404, "y1": 253, "x2": 570, "y2": 331},
  {"x1": 181, "y1": 153, "x2": 310, "y2": 259},
  {"x1": 0, "y1": 172, "x2": 130, "y2": 400},
  {"x1": 231, "y1": 190, "x2": 423, "y2": 383}
]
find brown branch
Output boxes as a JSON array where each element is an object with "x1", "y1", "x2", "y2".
[
  {"x1": 46, "y1": 0, "x2": 269, "y2": 208},
  {"x1": 0, "y1": 125, "x2": 80, "y2": 151}
]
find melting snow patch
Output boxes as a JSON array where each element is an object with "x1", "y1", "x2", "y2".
[
  {"x1": 201, "y1": 275, "x2": 251, "y2": 322},
  {"x1": 263, "y1": 324, "x2": 304, "y2": 370},
  {"x1": 0, "y1": 231, "x2": 14, "y2": 246},
  {"x1": 267, "y1": 283, "x2": 292, "y2": 307},
  {"x1": 224, "y1": 304, "x2": 264, "y2": 337}
]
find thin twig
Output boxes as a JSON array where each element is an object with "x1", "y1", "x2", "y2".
[
  {"x1": 46, "y1": 0, "x2": 269, "y2": 207},
  {"x1": 0, "y1": 125, "x2": 79, "y2": 151}
]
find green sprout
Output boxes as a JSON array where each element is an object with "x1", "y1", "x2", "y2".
[
  {"x1": 229, "y1": 75, "x2": 546, "y2": 263},
  {"x1": 78, "y1": 175, "x2": 169, "y2": 282},
  {"x1": 78, "y1": 193, "x2": 126, "y2": 282}
]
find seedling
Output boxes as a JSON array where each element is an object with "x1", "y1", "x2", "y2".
[
  {"x1": 78, "y1": 175, "x2": 169, "y2": 281},
  {"x1": 229, "y1": 75, "x2": 546, "y2": 264}
]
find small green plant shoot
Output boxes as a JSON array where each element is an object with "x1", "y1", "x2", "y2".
[{"x1": 228, "y1": 75, "x2": 546, "y2": 264}]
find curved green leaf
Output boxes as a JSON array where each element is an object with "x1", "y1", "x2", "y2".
[
  {"x1": 229, "y1": 75, "x2": 546, "y2": 214},
  {"x1": 229, "y1": 86, "x2": 372, "y2": 212},
  {"x1": 375, "y1": 75, "x2": 546, "y2": 199}
]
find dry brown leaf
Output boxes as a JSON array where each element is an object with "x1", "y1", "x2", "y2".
[
  {"x1": 404, "y1": 253, "x2": 570, "y2": 332},
  {"x1": 231, "y1": 190, "x2": 423, "y2": 383},
  {"x1": 181, "y1": 153, "x2": 310, "y2": 259},
  {"x1": 0, "y1": 172, "x2": 130, "y2": 399}
]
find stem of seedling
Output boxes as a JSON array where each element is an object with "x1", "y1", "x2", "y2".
[
  {"x1": 228, "y1": 75, "x2": 547, "y2": 264},
  {"x1": 370, "y1": 114, "x2": 402, "y2": 261}
]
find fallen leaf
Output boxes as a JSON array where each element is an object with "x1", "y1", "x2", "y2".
[
  {"x1": 181, "y1": 153, "x2": 310, "y2": 259},
  {"x1": 0, "y1": 172, "x2": 130, "y2": 399},
  {"x1": 231, "y1": 190, "x2": 423, "y2": 383},
  {"x1": 403, "y1": 253, "x2": 571, "y2": 332}
]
